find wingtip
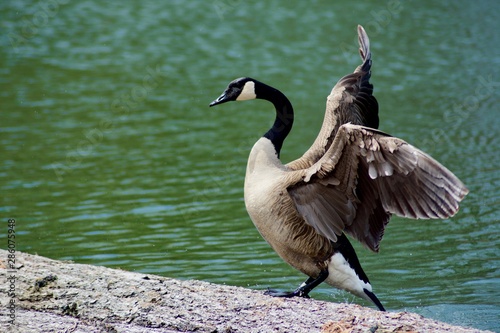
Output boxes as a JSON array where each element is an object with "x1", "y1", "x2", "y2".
[
  {"x1": 461, "y1": 185, "x2": 470, "y2": 198},
  {"x1": 357, "y1": 25, "x2": 370, "y2": 62}
]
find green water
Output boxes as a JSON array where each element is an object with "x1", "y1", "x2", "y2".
[{"x1": 1, "y1": 1, "x2": 499, "y2": 331}]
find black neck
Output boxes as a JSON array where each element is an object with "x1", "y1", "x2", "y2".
[{"x1": 256, "y1": 82, "x2": 294, "y2": 157}]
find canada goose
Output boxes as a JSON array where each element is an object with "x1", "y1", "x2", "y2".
[{"x1": 209, "y1": 25, "x2": 468, "y2": 311}]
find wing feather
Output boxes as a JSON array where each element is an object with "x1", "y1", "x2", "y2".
[
  {"x1": 288, "y1": 124, "x2": 468, "y2": 252},
  {"x1": 286, "y1": 25, "x2": 378, "y2": 171}
]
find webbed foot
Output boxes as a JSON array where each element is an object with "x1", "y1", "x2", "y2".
[
  {"x1": 264, "y1": 288, "x2": 310, "y2": 298},
  {"x1": 264, "y1": 270, "x2": 328, "y2": 299}
]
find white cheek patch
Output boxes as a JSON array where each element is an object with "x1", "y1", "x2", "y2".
[{"x1": 236, "y1": 81, "x2": 257, "y2": 101}]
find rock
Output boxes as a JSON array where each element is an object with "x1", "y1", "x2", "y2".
[{"x1": 0, "y1": 250, "x2": 492, "y2": 333}]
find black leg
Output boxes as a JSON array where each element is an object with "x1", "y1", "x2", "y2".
[{"x1": 265, "y1": 270, "x2": 329, "y2": 298}]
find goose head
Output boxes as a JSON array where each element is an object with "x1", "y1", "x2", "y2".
[{"x1": 210, "y1": 77, "x2": 257, "y2": 107}]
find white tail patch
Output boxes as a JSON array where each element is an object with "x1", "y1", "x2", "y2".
[{"x1": 326, "y1": 253, "x2": 372, "y2": 300}]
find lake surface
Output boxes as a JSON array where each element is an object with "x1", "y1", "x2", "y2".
[{"x1": 1, "y1": 0, "x2": 499, "y2": 331}]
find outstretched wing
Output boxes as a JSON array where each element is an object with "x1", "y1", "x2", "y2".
[
  {"x1": 288, "y1": 124, "x2": 469, "y2": 252},
  {"x1": 287, "y1": 25, "x2": 379, "y2": 171}
]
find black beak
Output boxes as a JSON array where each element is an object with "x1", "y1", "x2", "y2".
[{"x1": 209, "y1": 92, "x2": 230, "y2": 107}]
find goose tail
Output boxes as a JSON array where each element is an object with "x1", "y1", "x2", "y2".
[{"x1": 363, "y1": 288, "x2": 386, "y2": 311}]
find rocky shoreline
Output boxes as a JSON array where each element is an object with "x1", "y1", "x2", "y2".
[{"x1": 0, "y1": 250, "x2": 492, "y2": 333}]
